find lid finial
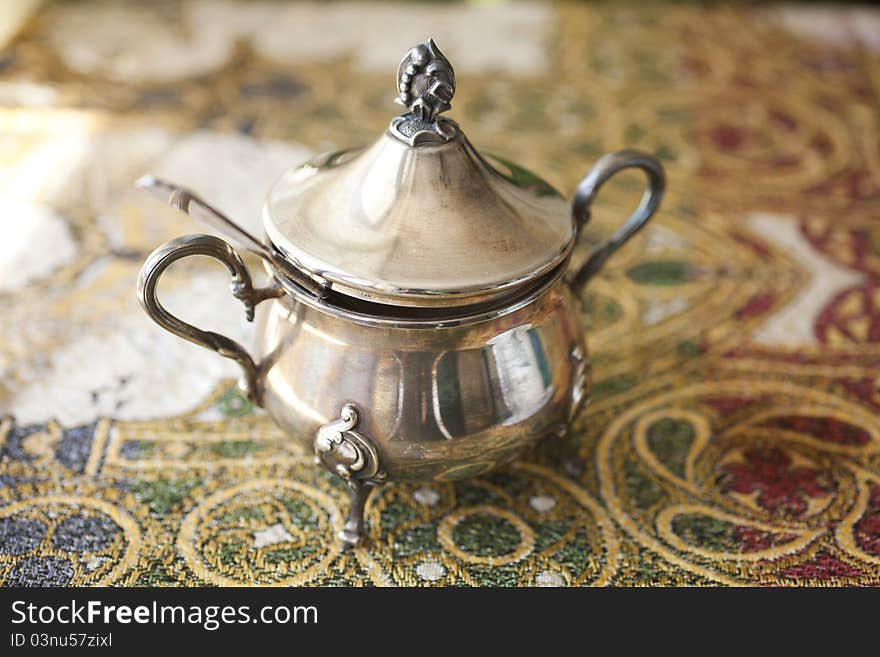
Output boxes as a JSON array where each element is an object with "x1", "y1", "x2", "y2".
[{"x1": 390, "y1": 39, "x2": 458, "y2": 146}]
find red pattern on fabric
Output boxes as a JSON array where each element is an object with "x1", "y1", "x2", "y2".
[
  {"x1": 815, "y1": 284, "x2": 880, "y2": 345},
  {"x1": 840, "y1": 379, "x2": 880, "y2": 411},
  {"x1": 855, "y1": 484, "x2": 880, "y2": 558},
  {"x1": 730, "y1": 232, "x2": 772, "y2": 259},
  {"x1": 777, "y1": 552, "x2": 865, "y2": 580},
  {"x1": 720, "y1": 447, "x2": 833, "y2": 517},
  {"x1": 801, "y1": 219, "x2": 880, "y2": 277},
  {"x1": 711, "y1": 125, "x2": 746, "y2": 151},
  {"x1": 758, "y1": 415, "x2": 870, "y2": 446},
  {"x1": 735, "y1": 293, "x2": 776, "y2": 319},
  {"x1": 703, "y1": 397, "x2": 757, "y2": 415},
  {"x1": 734, "y1": 526, "x2": 789, "y2": 552}
]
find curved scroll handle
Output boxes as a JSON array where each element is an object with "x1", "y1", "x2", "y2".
[
  {"x1": 136, "y1": 234, "x2": 281, "y2": 405},
  {"x1": 569, "y1": 149, "x2": 665, "y2": 295}
]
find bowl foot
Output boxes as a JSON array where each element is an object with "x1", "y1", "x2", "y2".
[
  {"x1": 314, "y1": 403, "x2": 387, "y2": 548},
  {"x1": 338, "y1": 479, "x2": 382, "y2": 548},
  {"x1": 555, "y1": 424, "x2": 585, "y2": 478}
]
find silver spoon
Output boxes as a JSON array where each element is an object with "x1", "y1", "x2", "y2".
[{"x1": 135, "y1": 175, "x2": 328, "y2": 298}]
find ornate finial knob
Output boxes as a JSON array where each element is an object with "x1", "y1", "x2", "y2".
[
  {"x1": 389, "y1": 39, "x2": 458, "y2": 146},
  {"x1": 396, "y1": 38, "x2": 455, "y2": 121}
]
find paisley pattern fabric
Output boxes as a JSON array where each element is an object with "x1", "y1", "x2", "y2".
[{"x1": 1, "y1": 1, "x2": 879, "y2": 586}]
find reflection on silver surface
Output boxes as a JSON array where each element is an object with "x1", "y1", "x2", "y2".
[
  {"x1": 487, "y1": 325, "x2": 553, "y2": 424},
  {"x1": 431, "y1": 325, "x2": 553, "y2": 440},
  {"x1": 432, "y1": 348, "x2": 495, "y2": 440},
  {"x1": 253, "y1": 279, "x2": 583, "y2": 481},
  {"x1": 264, "y1": 133, "x2": 572, "y2": 307}
]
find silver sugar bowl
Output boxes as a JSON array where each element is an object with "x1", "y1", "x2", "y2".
[{"x1": 137, "y1": 40, "x2": 664, "y2": 546}]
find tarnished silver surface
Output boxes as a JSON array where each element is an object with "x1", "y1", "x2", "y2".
[
  {"x1": 135, "y1": 39, "x2": 667, "y2": 547},
  {"x1": 264, "y1": 134, "x2": 572, "y2": 308},
  {"x1": 254, "y1": 277, "x2": 583, "y2": 483}
]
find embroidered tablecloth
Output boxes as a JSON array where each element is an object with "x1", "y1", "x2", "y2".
[{"x1": 1, "y1": 1, "x2": 879, "y2": 586}]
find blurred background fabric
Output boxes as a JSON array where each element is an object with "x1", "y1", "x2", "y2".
[{"x1": 1, "y1": 0, "x2": 879, "y2": 586}]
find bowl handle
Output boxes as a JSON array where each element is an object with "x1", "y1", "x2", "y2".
[
  {"x1": 568, "y1": 149, "x2": 665, "y2": 296},
  {"x1": 137, "y1": 234, "x2": 282, "y2": 405}
]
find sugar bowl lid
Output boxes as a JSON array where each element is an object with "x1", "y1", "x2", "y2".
[{"x1": 264, "y1": 39, "x2": 574, "y2": 308}]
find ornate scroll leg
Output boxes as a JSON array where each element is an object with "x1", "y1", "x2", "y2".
[
  {"x1": 339, "y1": 479, "x2": 381, "y2": 547},
  {"x1": 314, "y1": 404, "x2": 386, "y2": 548}
]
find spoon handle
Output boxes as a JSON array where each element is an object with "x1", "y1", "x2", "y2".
[{"x1": 136, "y1": 175, "x2": 328, "y2": 298}]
